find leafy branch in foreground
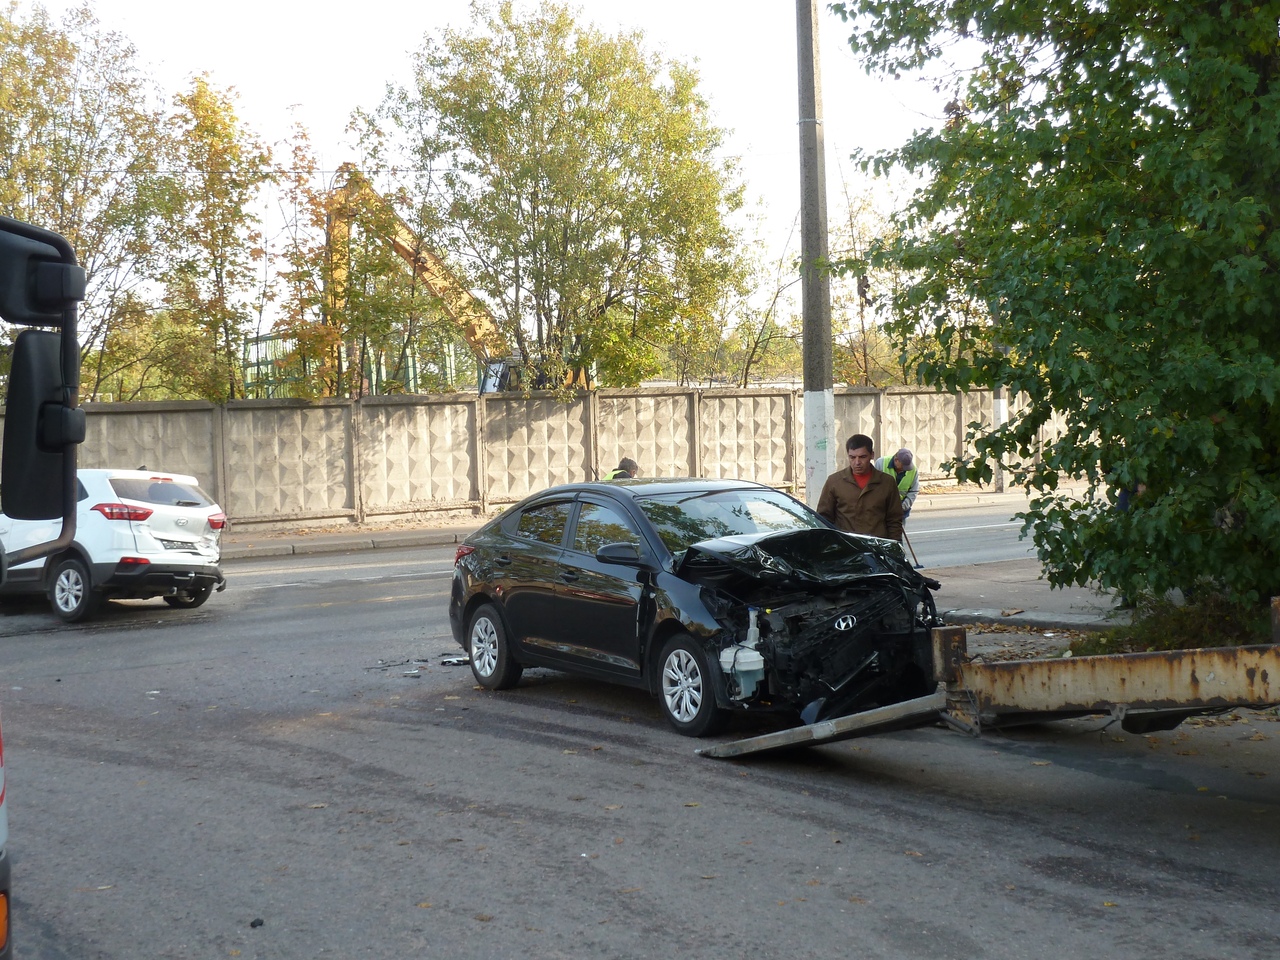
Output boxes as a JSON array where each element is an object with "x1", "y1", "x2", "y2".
[{"x1": 834, "y1": 0, "x2": 1280, "y2": 607}]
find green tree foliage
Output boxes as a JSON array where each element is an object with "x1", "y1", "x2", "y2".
[
  {"x1": 834, "y1": 0, "x2": 1280, "y2": 606},
  {"x1": 269, "y1": 128, "x2": 340, "y2": 398},
  {"x1": 728, "y1": 310, "x2": 803, "y2": 386},
  {"x1": 722, "y1": 244, "x2": 803, "y2": 387},
  {"x1": 660, "y1": 231, "x2": 801, "y2": 387},
  {"x1": 163, "y1": 76, "x2": 273, "y2": 402},
  {"x1": 828, "y1": 172, "x2": 908, "y2": 387},
  {"x1": 383, "y1": 0, "x2": 746, "y2": 389},
  {"x1": 272, "y1": 139, "x2": 487, "y2": 398},
  {"x1": 0, "y1": 2, "x2": 171, "y2": 390}
]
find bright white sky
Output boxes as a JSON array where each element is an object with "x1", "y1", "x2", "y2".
[{"x1": 27, "y1": 0, "x2": 944, "y2": 259}]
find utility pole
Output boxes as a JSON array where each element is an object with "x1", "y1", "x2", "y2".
[{"x1": 797, "y1": 0, "x2": 836, "y2": 506}]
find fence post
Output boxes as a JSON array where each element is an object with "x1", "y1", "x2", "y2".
[
  {"x1": 873, "y1": 389, "x2": 884, "y2": 457},
  {"x1": 473, "y1": 394, "x2": 488, "y2": 514},
  {"x1": 212, "y1": 403, "x2": 228, "y2": 513},
  {"x1": 586, "y1": 389, "x2": 599, "y2": 481},
  {"x1": 684, "y1": 390, "x2": 697, "y2": 478},
  {"x1": 787, "y1": 389, "x2": 799, "y2": 495},
  {"x1": 350, "y1": 397, "x2": 365, "y2": 524}
]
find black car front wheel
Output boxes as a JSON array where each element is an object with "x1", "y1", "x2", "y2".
[
  {"x1": 48, "y1": 557, "x2": 101, "y2": 623},
  {"x1": 657, "y1": 634, "x2": 726, "y2": 737},
  {"x1": 468, "y1": 603, "x2": 523, "y2": 690}
]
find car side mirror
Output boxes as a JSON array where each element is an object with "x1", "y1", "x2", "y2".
[{"x1": 596, "y1": 542, "x2": 644, "y2": 566}]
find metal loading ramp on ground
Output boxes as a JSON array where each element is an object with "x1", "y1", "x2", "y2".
[
  {"x1": 697, "y1": 626, "x2": 1280, "y2": 759},
  {"x1": 695, "y1": 689, "x2": 949, "y2": 759}
]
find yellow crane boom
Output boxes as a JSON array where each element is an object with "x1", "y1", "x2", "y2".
[{"x1": 325, "y1": 163, "x2": 509, "y2": 365}]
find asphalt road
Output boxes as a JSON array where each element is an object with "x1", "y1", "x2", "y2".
[
  {"x1": 905, "y1": 503, "x2": 1037, "y2": 568},
  {"x1": 0, "y1": 538, "x2": 1277, "y2": 959}
]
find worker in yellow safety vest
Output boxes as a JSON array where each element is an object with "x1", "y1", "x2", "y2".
[
  {"x1": 873, "y1": 448, "x2": 919, "y2": 520},
  {"x1": 604, "y1": 457, "x2": 638, "y2": 481}
]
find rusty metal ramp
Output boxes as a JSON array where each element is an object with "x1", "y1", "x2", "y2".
[{"x1": 696, "y1": 687, "x2": 948, "y2": 759}]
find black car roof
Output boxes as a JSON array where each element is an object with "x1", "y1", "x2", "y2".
[{"x1": 528, "y1": 477, "x2": 772, "y2": 500}]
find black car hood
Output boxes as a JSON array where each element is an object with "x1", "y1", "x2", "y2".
[{"x1": 675, "y1": 527, "x2": 926, "y2": 588}]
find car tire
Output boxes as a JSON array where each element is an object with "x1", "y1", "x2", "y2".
[
  {"x1": 657, "y1": 634, "x2": 726, "y2": 737},
  {"x1": 468, "y1": 603, "x2": 522, "y2": 690},
  {"x1": 48, "y1": 557, "x2": 101, "y2": 623},
  {"x1": 164, "y1": 583, "x2": 215, "y2": 609}
]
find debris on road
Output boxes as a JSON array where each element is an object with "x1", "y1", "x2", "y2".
[
  {"x1": 366, "y1": 657, "x2": 432, "y2": 674},
  {"x1": 962, "y1": 622, "x2": 1086, "y2": 662}
]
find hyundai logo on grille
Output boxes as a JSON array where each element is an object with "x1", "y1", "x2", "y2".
[{"x1": 833, "y1": 614, "x2": 857, "y2": 631}]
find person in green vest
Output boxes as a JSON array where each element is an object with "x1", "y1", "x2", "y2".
[
  {"x1": 604, "y1": 457, "x2": 638, "y2": 481},
  {"x1": 873, "y1": 448, "x2": 919, "y2": 521}
]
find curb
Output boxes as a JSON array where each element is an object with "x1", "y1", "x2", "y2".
[
  {"x1": 914, "y1": 492, "x2": 1029, "y2": 511},
  {"x1": 941, "y1": 608, "x2": 1128, "y2": 632},
  {"x1": 222, "y1": 529, "x2": 466, "y2": 560}
]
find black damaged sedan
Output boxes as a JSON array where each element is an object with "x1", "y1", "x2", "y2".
[{"x1": 449, "y1": 478, "x2": 942, "y2": 736}]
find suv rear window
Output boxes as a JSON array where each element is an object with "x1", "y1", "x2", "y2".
[{"x1": 110, "y1": 478, "x2": 214, "y2": 508}]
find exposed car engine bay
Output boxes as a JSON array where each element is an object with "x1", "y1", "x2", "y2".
[{"x1": 679, "y1": 528, "x2": 942, "y2": 721}]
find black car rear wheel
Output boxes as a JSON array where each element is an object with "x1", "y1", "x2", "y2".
[
  {"x1": 657, "y1": 634, "x2": 726, "y2": 737},
  {"x1": 468, "y1": 603, "x2": 523, "y2": 690}
]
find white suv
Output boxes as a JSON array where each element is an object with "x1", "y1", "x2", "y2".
[{"x1": 0, "y1": 468, "x2": 226, "y2": 622}]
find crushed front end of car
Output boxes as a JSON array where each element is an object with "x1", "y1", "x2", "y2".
[{"x1": 676, "y1": 528, "x2": 942, "y2": 723}]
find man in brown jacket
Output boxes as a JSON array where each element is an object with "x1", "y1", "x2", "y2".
[{"x1": 815, "y1": 433, "x2": 904, "y2": 541}]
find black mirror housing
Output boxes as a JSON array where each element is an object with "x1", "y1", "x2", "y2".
[
  {"x1": 0, "y1": 216, "x2": 84, "y2": 523},
  {"x1": 2, "y1": 330, "x2": 79, "y2": 519},
  {"x1": 0, "y1": 223, "x2": 85, "y2": 327},
  {"x1": 596, "y1": 542, "x2": 644, "y2": 566}
]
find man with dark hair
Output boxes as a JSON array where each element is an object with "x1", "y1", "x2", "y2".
[
  {"x1": 604, "y1": 457, "x2": 639, "y2": 481},
  {"x1": 816, "y1": 434, "x2": 904, "y2": 540}
]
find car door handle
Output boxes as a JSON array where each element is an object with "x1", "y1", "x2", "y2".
[
  {"x1": 559, "y1": 570, "x2": 579, "y2": 582},
  {"x1": 495, "y1": 555, "x2": 512, "y2": 566}
]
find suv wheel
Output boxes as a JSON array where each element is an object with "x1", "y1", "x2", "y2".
[
  {"x1": 164, "y1": 583, "x2": 215, "y2": 609},
  {"x1": 48, "y1": 557, "x2": 101, "y2": 623}
]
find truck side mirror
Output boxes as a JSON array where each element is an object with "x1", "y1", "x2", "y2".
[
  {"x1": 0, "y1": 235, "x2": 85, "y2": 326},
  {"x1": 4, "y1": 330, "x2": 86, "y2": 518},
  {"x1": 0, "y1": 216, "x2": 85, "y2": 521}
]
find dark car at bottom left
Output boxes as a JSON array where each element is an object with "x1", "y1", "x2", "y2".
[{"x1": 450, "y1": 477, "x2": 942, "y2": 736}]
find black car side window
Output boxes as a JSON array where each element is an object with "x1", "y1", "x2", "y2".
[
  {"x1": 572, "y1": 502, "x2": 640, "y2": 556},
  {"x1": 514, "y1": 501, "x2": 572, "y2": 547}
]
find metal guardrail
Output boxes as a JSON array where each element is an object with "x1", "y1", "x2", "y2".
[{"x1": 699, "y1": 625, "x2": 1280, "y2": 758}]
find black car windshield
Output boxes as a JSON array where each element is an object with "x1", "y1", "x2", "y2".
[{"x1": 637, "y1": 488, "x2": 825, "y2": 555}]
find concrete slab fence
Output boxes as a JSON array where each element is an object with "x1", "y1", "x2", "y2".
[{"x1": 2, "y1": 386, "x2": 1058, "y2": 531}]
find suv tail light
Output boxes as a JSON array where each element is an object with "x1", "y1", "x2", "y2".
[
  {"x1": 208, "y1": 512, "x2": 227, "y2": 531},
  {"x1": 92, "y1": 503, "x2": 154, "y2": 522},
  {"x1": 454, "y1": 544, "x2": 476, "y2": 565}
]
